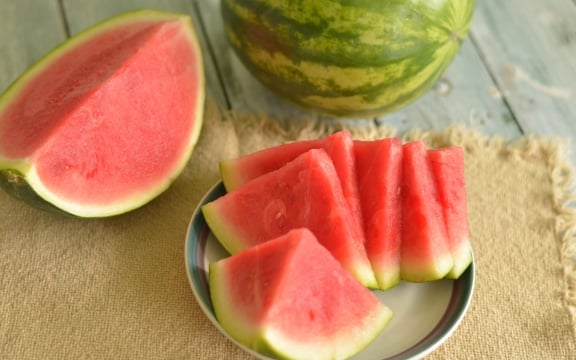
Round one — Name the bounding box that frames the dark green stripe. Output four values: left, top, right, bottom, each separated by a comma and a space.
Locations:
222, 0, 468, 67
232, 37, 453, 98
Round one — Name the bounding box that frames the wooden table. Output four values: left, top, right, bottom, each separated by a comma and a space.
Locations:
1, 0, 575, 156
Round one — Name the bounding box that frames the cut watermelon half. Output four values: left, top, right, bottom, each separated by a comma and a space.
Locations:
0, 10, 204, 217
203, 148, 377, 288
354, 137, 403, 290
209, 228, 393, 360
429, 146, 473, 279
400, 141, 454, 282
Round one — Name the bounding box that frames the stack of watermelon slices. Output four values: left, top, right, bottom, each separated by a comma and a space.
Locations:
201, 130, 472, 359
204, 130, 472, 289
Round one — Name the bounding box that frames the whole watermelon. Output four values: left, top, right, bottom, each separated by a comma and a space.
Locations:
221, 0, 475, 118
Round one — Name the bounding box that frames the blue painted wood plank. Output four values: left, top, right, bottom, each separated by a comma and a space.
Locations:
471, 0, 576, 140
0, 0, 66, 90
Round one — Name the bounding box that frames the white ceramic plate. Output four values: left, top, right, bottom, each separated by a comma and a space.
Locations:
185, 182, 475, 360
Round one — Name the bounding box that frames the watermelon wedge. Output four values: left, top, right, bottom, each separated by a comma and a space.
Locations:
220, 130, 364, 235
429, 146, 473, 279
203, 148, 377, 288
0, 10, 204, 217
209, 228, 393, 360
219, 138, 322, 191
400, 141, 453, 282
354, 137, 403, 290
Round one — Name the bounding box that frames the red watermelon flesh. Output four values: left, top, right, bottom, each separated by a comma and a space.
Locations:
429, 146, 473, 279
0, 10, 204, 217
203, 148, 377, 288
220, 130, 365, 237
209, 228, 393, 360
354, 137, 403, 290
400, 141, 453, 282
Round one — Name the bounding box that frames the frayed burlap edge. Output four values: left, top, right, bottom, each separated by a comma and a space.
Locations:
219, 108, 576, 337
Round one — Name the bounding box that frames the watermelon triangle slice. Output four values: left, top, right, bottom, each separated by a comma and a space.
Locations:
429, 146, 473, 279
209, 228, 393, 360
400, 141, 454, 282
219, 138, 322, 191
354, 137, 403, 290
203, 148, 377, 288
219, 130, 365, 237
0, 10, 204, 217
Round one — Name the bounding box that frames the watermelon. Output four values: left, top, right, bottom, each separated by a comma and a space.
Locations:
220, 130, 364, 237
203, 148, 377, 288
0, 10, 204, 217
209, 228, 393, 360
354, 137, 403, 290
400, 141, 453, 282
221, 0, 475, 118
429, 146, 473, 279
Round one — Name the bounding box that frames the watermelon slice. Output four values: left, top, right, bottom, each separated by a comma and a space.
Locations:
203, 148, 377, 288
400, 141, 453, 282
220, 130, 364, 237
429, 146, 473, 279
209, 228, 393, 360
0, 10, 204, 217
219, 138, 321, 191
354, 137, 403, 290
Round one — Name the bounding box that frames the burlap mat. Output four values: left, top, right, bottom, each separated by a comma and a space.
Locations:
1, 103, 575, 359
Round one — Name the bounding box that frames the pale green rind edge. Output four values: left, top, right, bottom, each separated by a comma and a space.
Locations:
218, 160, 243, 192
400, 253, 455, 283
257, 305, 393, 360
201, 200, 246, 255
0, 9, 205, 218
374, 267, 401, 291
445, 241, 474, 280
209, 261, 261, 347
349, 259, 379, 289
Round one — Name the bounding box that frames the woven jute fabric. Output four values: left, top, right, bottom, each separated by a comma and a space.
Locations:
1, 104, 575, 359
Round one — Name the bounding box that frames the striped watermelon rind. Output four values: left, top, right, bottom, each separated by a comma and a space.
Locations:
221, 0, 475, 118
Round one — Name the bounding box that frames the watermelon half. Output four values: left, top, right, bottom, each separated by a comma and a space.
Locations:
0, 10, 204, 217
209, 228, 393, 360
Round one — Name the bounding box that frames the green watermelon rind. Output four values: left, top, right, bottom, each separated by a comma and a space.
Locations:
0, 169, 70, 216
0, 9, 205, 217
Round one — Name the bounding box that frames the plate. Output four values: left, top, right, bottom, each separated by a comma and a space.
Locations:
185, 182, 475, 360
